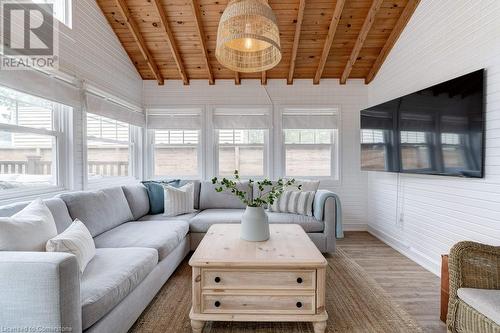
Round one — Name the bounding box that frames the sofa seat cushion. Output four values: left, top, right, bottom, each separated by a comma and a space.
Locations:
268, 212, 324, 232
189, 209, 324, 233
81, 247, 158, 330
458, 288, 500, 325
139, 212, 199, 222
93, 220, 189, 260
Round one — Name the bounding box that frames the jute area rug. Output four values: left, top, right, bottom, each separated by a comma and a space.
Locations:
130, 248, 423, 333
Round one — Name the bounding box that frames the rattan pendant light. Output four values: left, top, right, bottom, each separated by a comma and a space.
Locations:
216, 0, 281, 73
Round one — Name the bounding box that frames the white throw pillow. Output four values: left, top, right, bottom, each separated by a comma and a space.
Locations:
162, 183, 196, 217
0, 198, 58, 251
46, 219, 96, 273
270, 190, 315, 216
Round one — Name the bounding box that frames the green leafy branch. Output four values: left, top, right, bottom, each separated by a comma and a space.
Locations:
211, 170, 301, 208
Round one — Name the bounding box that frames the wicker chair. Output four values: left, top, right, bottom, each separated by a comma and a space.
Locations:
447, 241, 500, 333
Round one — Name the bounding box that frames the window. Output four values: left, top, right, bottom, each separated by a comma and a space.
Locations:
217, 129, 266, 177
284, 129, 334, 177
282, 108, 339, 178
213, 107, 271, 178
86, 114, 132, 182
153, 130, 200, 177
0, 86, 70, 195
147, 108, 203, 179
40, 0, 72, 27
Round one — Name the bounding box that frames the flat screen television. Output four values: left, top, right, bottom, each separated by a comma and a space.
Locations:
360, 69, 484, 178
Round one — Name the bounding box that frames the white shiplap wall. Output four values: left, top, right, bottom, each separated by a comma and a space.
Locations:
367, 0, 500, 275
57, 0, 143, 190
58, 0, 143, 107
144, 79, 369, 230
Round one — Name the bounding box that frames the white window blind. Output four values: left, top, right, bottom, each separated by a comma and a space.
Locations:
282, 108, 338, 129
0, 70, 80, 108
282, 107, 339, 178
86, 93, 145, 127
147, 108, 202, 129
213, 107, 271, 129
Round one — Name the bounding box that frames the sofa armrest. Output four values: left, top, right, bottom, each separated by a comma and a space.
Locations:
313, 190, 340, 252
0, 252, 82, 333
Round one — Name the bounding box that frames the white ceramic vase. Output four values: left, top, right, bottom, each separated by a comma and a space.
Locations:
240, 206, 270, 242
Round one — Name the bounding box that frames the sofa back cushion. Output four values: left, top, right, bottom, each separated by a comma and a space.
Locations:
0, 198, 73, 233
59, 187, 133, 237
122, 184, 150, 220
199, 181, 251, 210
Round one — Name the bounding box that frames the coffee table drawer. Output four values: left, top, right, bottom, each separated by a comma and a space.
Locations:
202, 269, 315, 290
201, 294, 315, 314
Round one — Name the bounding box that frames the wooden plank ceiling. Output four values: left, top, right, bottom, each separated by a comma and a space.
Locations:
96, 0, 420, 85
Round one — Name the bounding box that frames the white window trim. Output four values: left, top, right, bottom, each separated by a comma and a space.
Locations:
84, 112, 139, 190
214, 129, 270, 179
142, 103, 342, 186
0, 103, 72, 202
37, 0, 73, 28
149, 129, 203, 180
277, 105, 342, 187
210, 104, 272, 179
145, 105, 205, 180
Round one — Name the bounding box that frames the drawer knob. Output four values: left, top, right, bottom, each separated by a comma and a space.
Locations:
297, 277, 303, 284
296, 301, 303, 308
214, 276, 221, 283
214, 301, 221, 308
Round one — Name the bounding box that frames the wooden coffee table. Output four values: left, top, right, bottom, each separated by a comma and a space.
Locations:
189, 224, 328, 333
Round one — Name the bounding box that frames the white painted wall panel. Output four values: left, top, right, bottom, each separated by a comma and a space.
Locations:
57, 0, 143, 107
367, 0, 500, 275
144, 79, 369, 230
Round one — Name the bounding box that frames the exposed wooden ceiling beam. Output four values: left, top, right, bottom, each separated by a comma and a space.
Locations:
114, 0, 163, 85
190, 0, 214, 85
313, 0, 346, 85
340, 0, 384, 84
234, 71, 241, 85
261, 71, 267, 85
365, 0, 421, 84
287, 0, 306, 85
151, 0, 189, 85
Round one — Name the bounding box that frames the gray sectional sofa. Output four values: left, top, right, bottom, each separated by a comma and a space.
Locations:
0, 181, 338, 333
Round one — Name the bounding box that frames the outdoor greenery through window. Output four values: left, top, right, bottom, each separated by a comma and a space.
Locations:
0, 86, 67, 192
154, 130, 199, 177
86, 114, 131, 181
218, 129, 266, 177
284, 129, 334, 177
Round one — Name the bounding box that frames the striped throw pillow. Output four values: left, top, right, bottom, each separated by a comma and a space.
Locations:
162, 183, 195, 217
270, 190, 315, 216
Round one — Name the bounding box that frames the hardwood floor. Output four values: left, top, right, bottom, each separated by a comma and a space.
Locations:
336, 232, 447, 333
